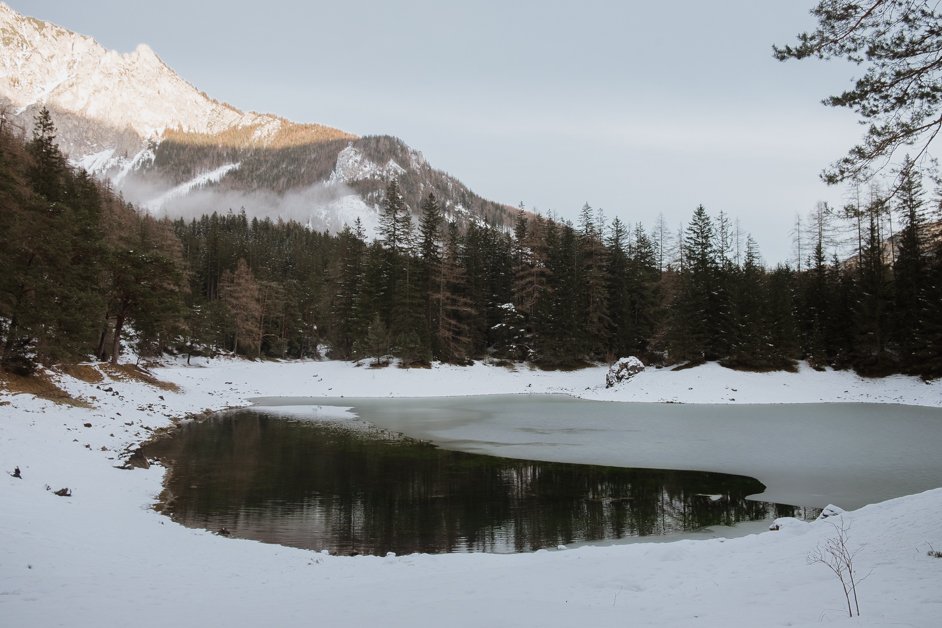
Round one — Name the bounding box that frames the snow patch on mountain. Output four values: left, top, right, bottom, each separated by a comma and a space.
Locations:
73, 148, 116, 174
112, 146, 156, 186
328, 145, 406, 185
143, 163, 241, 212
311, 194, 381, 236
69, 144, 156, 185
385, 158, 406, 178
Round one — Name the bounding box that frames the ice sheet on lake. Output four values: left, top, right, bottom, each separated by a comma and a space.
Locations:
254, 395, 942, 510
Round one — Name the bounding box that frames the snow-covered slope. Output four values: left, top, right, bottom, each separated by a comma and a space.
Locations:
2, 359, 941, 628
0, 3, 318, 142
142, 163, 242, 212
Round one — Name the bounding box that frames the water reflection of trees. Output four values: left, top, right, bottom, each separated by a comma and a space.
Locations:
144, 412, 805, 555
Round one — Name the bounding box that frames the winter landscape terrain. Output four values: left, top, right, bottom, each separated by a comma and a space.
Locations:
2, 359, 941, 627
3, 1, 942, 626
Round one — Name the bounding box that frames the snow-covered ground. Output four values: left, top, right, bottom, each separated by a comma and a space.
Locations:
2, 358, 941, 627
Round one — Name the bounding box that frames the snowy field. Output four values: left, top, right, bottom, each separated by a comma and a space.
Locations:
2, 358, 941, 627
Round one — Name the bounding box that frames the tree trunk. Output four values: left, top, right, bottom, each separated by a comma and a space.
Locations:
96, 319, 110, 361
111, 313, 125, 365
1, 315, 18, 363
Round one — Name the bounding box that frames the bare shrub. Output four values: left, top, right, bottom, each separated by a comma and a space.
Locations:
808, 519, 869, 618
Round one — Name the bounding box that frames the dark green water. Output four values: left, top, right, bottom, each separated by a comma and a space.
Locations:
143, 410, 807, 555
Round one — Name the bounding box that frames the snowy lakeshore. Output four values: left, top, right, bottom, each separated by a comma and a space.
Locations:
2, 359, 942, 627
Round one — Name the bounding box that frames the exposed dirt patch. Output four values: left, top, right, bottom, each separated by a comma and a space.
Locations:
0, 370, 92, 407
671, 360, 706, 372
719, 358, 799, 373
100, 363, 180, 392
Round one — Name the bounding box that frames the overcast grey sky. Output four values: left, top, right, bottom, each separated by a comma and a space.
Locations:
16, 0, 864, 263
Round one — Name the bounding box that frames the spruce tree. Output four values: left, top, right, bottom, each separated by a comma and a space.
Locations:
892, 157, 929, 369
536, 221, 582, 366
437, 223, 473, 362
852, 195, 894, 372
625, 223, 659, 357
577, 204, 610, 359
327, 223, 366, 358
604, 217, 632, 357
26, 107, 65, 204
669, 205, 718, 362
418, 193, 444, 355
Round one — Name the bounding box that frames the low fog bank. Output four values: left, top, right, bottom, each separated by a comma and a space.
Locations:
120, 173, 380, 236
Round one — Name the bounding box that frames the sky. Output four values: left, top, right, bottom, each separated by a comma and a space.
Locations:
15, 0, 867, 263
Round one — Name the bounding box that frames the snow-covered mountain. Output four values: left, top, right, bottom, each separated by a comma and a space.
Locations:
0, 3, 515, 233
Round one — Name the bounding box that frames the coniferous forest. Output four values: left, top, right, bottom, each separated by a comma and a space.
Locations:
3, 110, 942, 378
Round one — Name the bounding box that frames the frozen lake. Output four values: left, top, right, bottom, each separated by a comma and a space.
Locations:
252, 395, 942, 509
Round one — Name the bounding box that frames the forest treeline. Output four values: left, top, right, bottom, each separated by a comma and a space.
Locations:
2, 110, 941, 378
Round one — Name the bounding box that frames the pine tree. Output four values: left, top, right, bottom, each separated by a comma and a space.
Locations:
797, 203, 836, 367
852, 194, 894, 372
418, 193, 444, 356
605, 217, 632, 357
765, 265, 800, 368
775, 1, 942, 186
376, 179, 409, 324
727, 237, 772, 369
892, 157, 929, 369
377, 179, 425, 361
327, 222, 367, 358
577, 204, 610, 358
669, 205, 718, 362
536, 221, 582, 367
915, 175, 942, 376
437, 223, 473, 362
625, 223, 659, 357
363, 313, 390, 366
3, 110, 106, 368
219, 259, 261, 355
26, 107, 65, 204
101, 215, 187, 363
458, 222, 491, 355
512, 212, 548, 349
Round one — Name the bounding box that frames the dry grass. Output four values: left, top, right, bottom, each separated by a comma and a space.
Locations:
59, 363, 104, 384
0, 370, 92, 407
99, 363, 180, 392
163, 119, 356, 149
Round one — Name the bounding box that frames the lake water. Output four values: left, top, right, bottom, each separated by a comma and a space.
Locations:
143, 410, 804, 555
144, 395, 942, 555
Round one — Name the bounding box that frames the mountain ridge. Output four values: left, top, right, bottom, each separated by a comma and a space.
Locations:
0, 3, 515, 232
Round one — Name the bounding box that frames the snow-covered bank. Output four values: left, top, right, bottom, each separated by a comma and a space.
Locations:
160, 357, 942, 408
2, 359, 941, 627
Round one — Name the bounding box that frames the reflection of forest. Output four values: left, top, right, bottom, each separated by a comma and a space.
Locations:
144, 411, 809, 555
